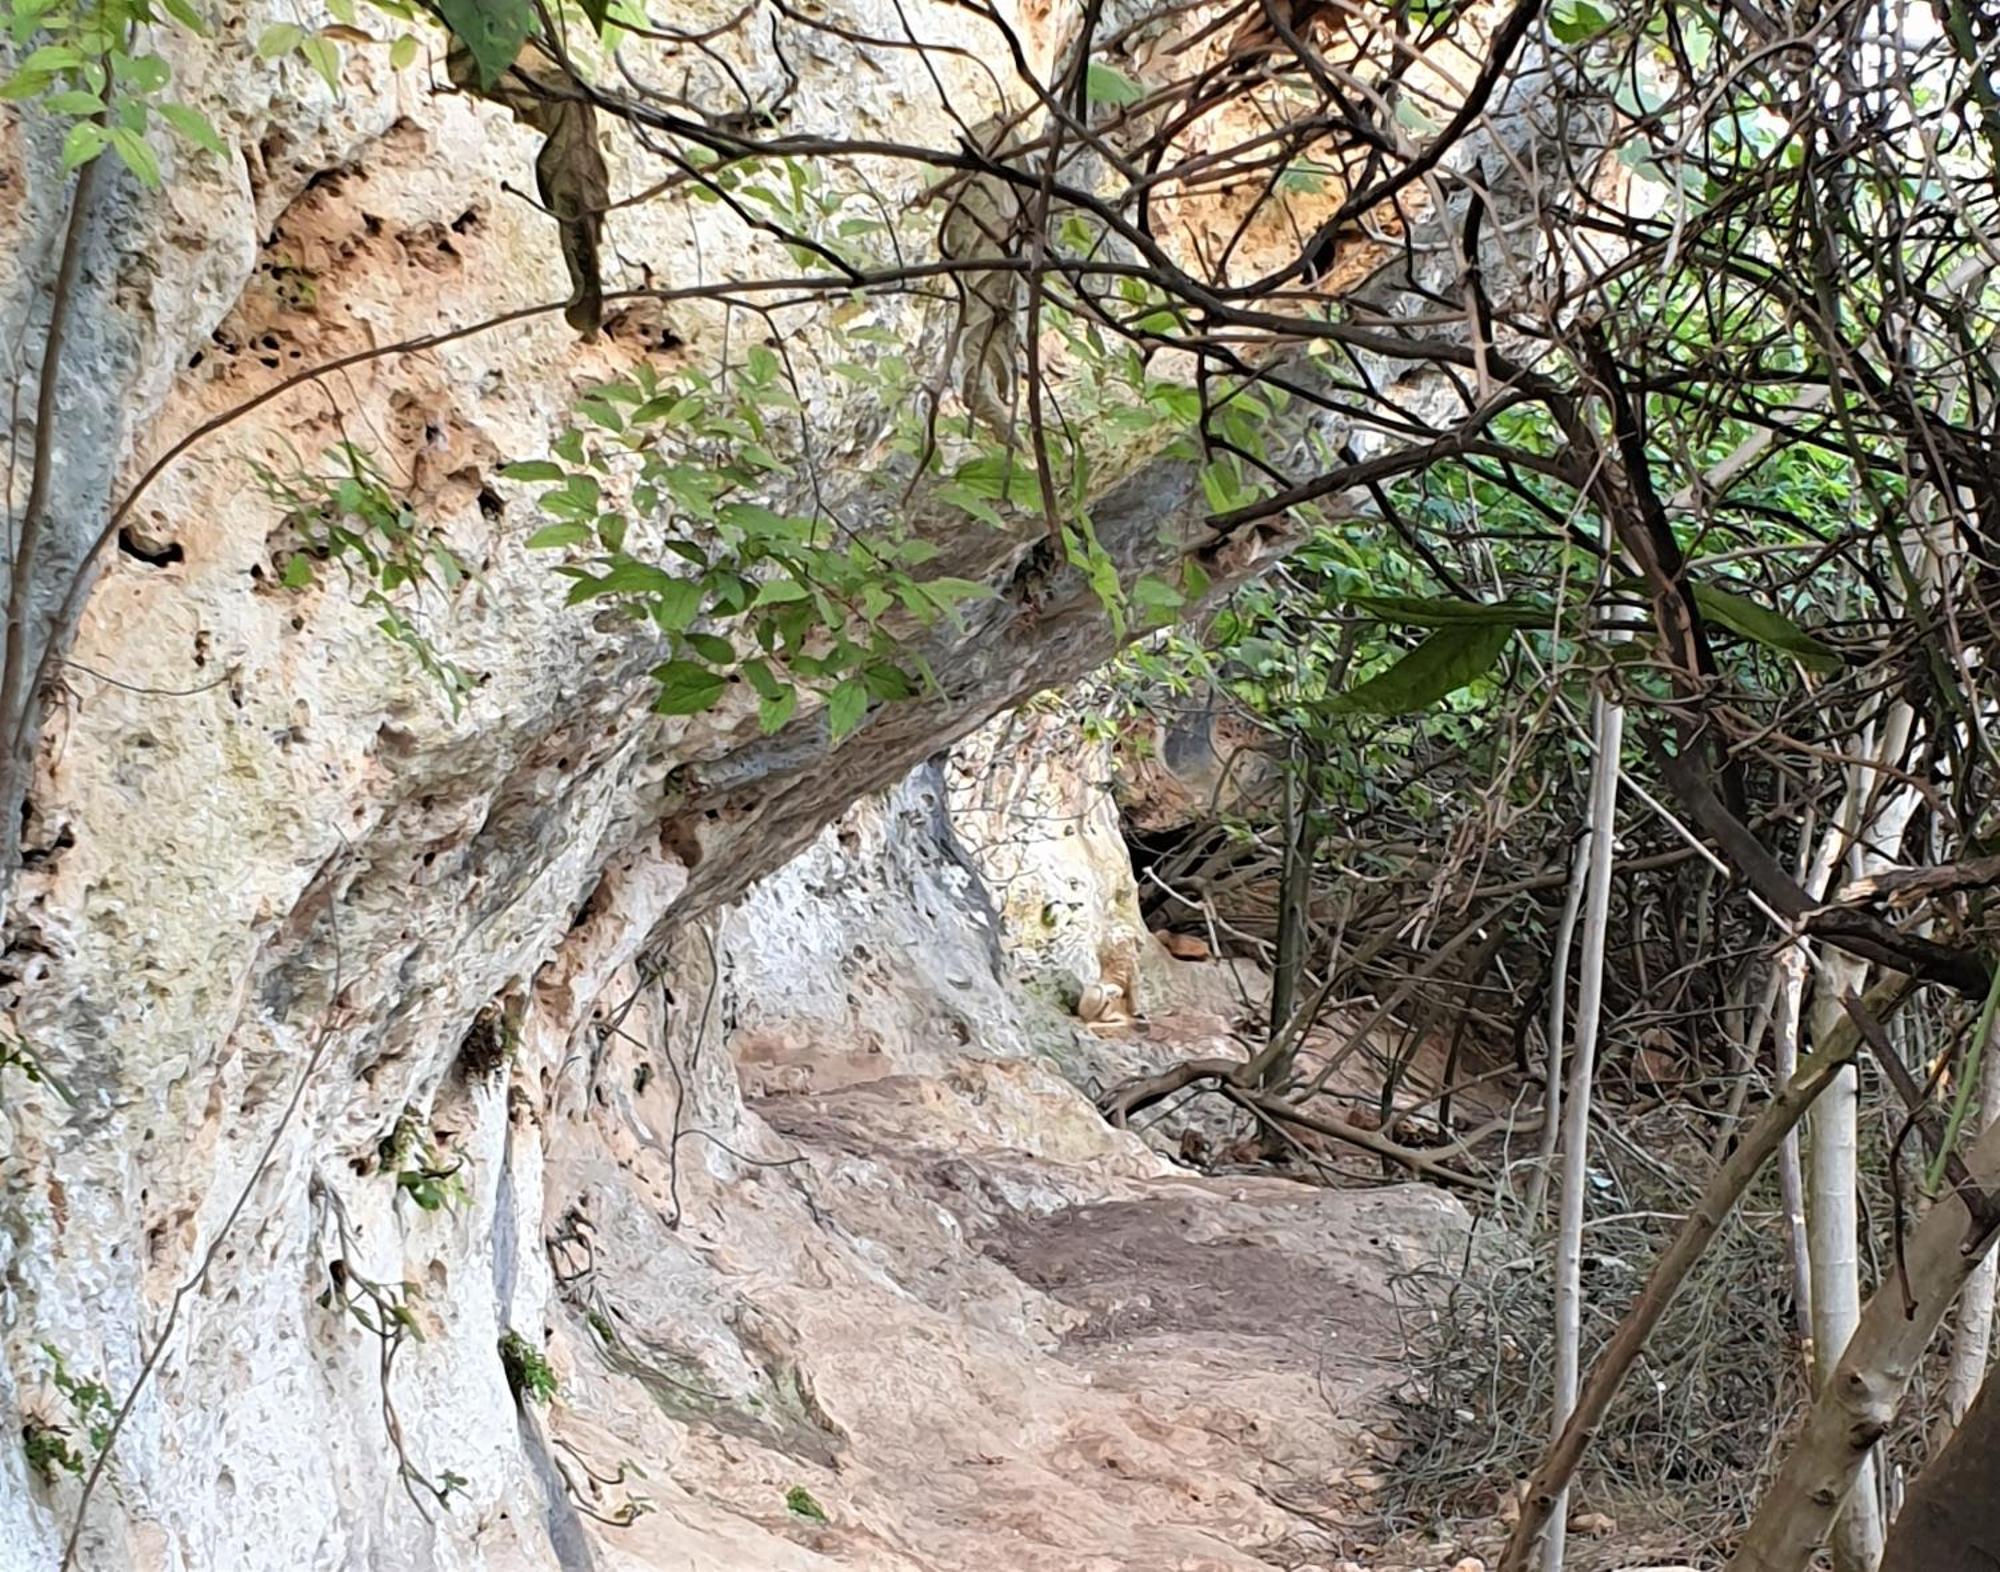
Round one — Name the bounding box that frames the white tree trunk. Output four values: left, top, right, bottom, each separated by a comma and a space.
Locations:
1939, 1022, 2000, 1436
1772, 940, 1817, 1351
1800, 718, 1917, 1571
1525, 830, 1590, 1223
1542, 691, 1624, 1572
1808, 951, 1885, 1572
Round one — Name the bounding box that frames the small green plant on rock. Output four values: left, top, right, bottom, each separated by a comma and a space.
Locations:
0, 1028, 72, 1102
22, 1417, 84, 1484
22, 1344, 113, 1485
395, 1161, 468, 1214
313, 1176, 468, 1515
377, 1106, 422, 1169
254, 443, 473, 712
785, 1484, 829, 1522
41, 1344, 113, 1455
499, 1331, 558, 1405
378, 1105, 469, 1213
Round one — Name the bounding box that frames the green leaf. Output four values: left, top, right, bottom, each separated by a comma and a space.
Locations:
114, 51, 171, 92
1550, 0, 1614, 41
576, 397, 624, 433
498, 460, 565, 482
861, 664, 914, 702
826, 678, 867, 739
14, 44, 84, 77
736, 656, 780, 700
632, 393, 703, 426
1690, 583, 1840, 674
158, 102, 226, 156
718, 502, 805, 541
436, 0, 534, 88
256, 23, 304, 57
740, 659, 785, 701
557, 473, 600, 511
937, 484, 1006, 530
758, 685, 797, 734
1132, 574, 1184, 612
951, 453, 1042, 510
684, 632, 735, 664
651, 660, 727, 716
1331, 623, 1512, 715
525, 523, 591, 549
44, 89, 105, 115
281, 552, 316, 589
162, 0, 211, 32
597, 560, 677, 594
59, 121, 107, 170
1199, 461, 1242, 514
390, 33, 420, 70
0, 72, 54, 104
660, 465, 721, 516
1085, 61, 1144, 105
299, 34, 342, 90
915, 576, 991, 614
708, 573, 753, 614
651, 578, 703, 632
1348, 592, 1549, 629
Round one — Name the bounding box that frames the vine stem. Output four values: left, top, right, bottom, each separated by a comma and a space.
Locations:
0, 153, 100, 912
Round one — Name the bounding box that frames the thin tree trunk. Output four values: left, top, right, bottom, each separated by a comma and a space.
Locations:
1882, 1362, 2000, 1571
1939, 1023, 2000, 1437
1498, 976, 1913, 1572
1713, 964, 1782, 1163
1726, 1111, 2000, 1572
1267, 761, 1308, 1065
1802, 714, 1918, 1572
1809, 953, 1886, 1571
1772, 943, 1818, 1351
1542, 692, 1624, 1572
1771, 810, 1835, 1354
1525, 827, 1590, 1222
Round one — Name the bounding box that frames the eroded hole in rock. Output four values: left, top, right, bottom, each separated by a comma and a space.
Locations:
116, 524, 185, 567
18, 822, 73, 870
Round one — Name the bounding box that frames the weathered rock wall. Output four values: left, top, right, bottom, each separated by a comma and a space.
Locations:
0, 12, 1144, 1564
3, 713, 1472, 1571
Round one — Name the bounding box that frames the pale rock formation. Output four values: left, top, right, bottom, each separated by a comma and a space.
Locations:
4, 745, 1473, 1571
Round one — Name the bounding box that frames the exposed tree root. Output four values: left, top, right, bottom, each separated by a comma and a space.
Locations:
1097, 1059, 1502, 1196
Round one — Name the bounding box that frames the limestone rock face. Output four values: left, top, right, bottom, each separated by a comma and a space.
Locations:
0, 11, 1481, 1571
2, 737, 1476, 1571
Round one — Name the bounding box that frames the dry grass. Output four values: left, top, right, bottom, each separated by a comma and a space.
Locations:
1377, 1108, 1810, 1566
